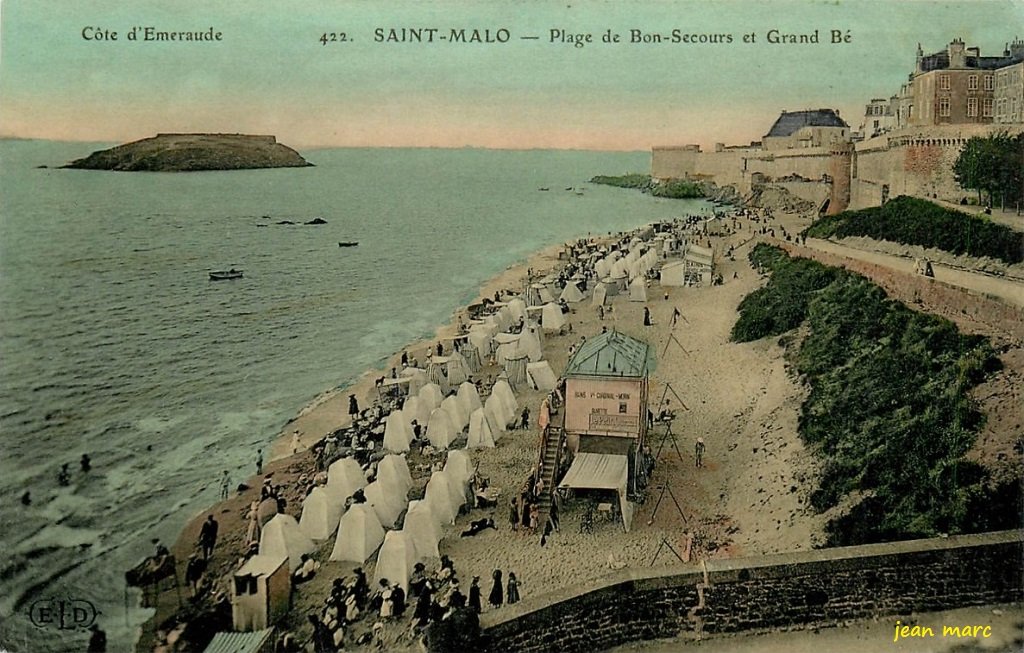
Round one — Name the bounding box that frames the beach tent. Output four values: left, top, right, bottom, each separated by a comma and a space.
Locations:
373, 530, 417, 594
256, 498, 279, 529
231, 555, 289, 630
541, 303, 567, 332
259, 514, 315, 573
402, 396, 431, 433
592, 283, 608, 307
517, 326, 543, 362
440, 395, 468, 432
326, 457, 366, 504
558, 452, 635, 533
526, 361, 558, 392
364, 479, 405, 528
426, 407, 458, 450
444, 450, 475, 487
418, 383, 444, 410
376, 454, 413, 498
441, 466, 469, 514
402, 368, 428, 397
483, 398, 506, 439
204, 629, 276, 653
466, 408, 496, 449
659, 261, 686, 287
425, 361, 451, 397
495, 306, 513, 331
594, 258, 612, 278
559, 282, 584, 303
602, 277, 620, 297
403, 499, 442, 559
492, 379, 518, 417
330, 503, 385, 563
467, 327, 493, 358
461, 343, 483, 372
298, 486, 344, 541
446, 351, 470, 385
424, 471, 458, 524
507, 297, 527, 323
383, 410, 413, 453
485, 393, 513, 429
629, 277, 648, 302
456, 382, 483, 417
503, 352, 528, 389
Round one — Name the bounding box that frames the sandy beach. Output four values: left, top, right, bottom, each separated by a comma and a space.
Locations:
141, 204, 1024, 652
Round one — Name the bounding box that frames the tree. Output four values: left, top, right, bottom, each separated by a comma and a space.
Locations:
954, 132, 1024, 210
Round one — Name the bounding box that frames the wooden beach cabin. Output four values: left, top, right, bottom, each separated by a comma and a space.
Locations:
231, 554, 290, 632
558, 329, 653, 532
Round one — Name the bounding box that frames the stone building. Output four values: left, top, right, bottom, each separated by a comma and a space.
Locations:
994, 40, 1024, 124
761, 108, 850, 151
907, 38, 1024, 126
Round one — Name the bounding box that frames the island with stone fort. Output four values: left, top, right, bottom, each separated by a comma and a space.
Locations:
61, 133, 313, 171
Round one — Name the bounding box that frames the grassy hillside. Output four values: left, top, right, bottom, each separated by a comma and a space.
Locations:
733, 244, 1019, 546
804, 196, 1023, 265
589, 174, 704, 198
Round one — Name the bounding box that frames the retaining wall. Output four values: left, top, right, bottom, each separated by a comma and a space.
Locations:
479, 531, 1022, 653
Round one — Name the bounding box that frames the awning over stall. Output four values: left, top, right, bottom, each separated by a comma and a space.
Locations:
558, 453, 634, 532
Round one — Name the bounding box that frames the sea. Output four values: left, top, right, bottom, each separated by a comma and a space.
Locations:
0, 140, 711, 652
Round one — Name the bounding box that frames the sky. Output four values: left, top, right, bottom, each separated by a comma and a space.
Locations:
0, 0, 1021, 150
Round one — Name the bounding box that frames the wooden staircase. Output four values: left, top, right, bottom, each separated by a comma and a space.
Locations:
535, 424, 564, 540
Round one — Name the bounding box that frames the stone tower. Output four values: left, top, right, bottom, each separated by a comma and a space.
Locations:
827, 142, 854, 215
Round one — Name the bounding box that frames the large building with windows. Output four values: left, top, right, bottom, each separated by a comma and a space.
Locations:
904, 38, 1024, 127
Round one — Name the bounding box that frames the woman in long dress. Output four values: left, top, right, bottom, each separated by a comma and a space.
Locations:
506, 572, 520, 604
488, 569, 503, 608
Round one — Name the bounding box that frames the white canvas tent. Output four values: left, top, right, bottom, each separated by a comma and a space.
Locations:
503, 352, 528, 389
402, 396, 430, 434
418, 383, 443, 410
446, 351, 470, 385
326, 457, 366, 504
425, 361, 451, 397
541, 303, 567, 332
364, 479, 405, 528
444, 450, 474, 487
259, 514, 315, 573
559, 282, 584, 303
426, 407, 458, 449
373, 530, 417, 593
485, 393, 512, 429
424, 471, 458, 524
492, 379, 518, 417
403, 499, 442, 560
629, 277, 648, 302
507, 297, 527, 323
383, 410, 413, 453
466, 408, 496, 449
376, 454, 413, 497
558, 453, 635, 533
592, 282, 608, 307
659, 260, 686, 287
402, 367, 428, 397
456, 382, 482, 417
467, 327, 494, 358
441, 467, 468, 514
440, 395, 468, 432
330, 503, 384, 563
526, 361, 558, 392
298, 486, 343, 541
483, 399, 506, 439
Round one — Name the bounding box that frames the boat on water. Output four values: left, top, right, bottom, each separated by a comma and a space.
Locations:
538, 187, 549, 191
338, 241, 359, 248
209, 269, 243, 280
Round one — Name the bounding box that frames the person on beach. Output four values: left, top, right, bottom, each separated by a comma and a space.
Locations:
353, 567, 370, 609
392, 583, 406, 618
220, 470, 230, 500
58, 463, 70, 487
671, 307, 681, 326
695, 437, 706, 468
520, 406, 530, 430
643, 306, 652, 327
348, 394, 359, 420
436, 342, 444, 356
509, 497, 519, 531
87, 623, 107, 653
185, 553, 205, 597
80, 453, 91, 473
199, 514, 218, 560
379, 579, 393, 619
21, 491, 31, 506
529, 503, 539, 532
506, 572, 520, 605
291, 430, 302, 455
488, 570, 503, 609
468, 576, 482, 613
256, 449, 263, 475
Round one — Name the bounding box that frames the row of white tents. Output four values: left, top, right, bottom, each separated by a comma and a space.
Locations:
262, 449, 480, 592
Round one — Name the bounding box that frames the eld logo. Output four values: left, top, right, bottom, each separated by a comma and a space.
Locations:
27, 598, 98, 630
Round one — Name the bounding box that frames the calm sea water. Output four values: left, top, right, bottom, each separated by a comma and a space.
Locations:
0, 141, 710, 652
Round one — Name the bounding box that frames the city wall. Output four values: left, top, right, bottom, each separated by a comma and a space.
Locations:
479, 530, 1023, 653
653, 124, 1024, 211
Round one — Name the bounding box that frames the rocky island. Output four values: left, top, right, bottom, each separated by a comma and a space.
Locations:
61, 133, 312, 171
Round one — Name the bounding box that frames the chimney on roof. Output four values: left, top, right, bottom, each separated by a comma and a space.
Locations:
915, 42, 924, 73
1010, 38, 1024, 58
948, 38, 966, 68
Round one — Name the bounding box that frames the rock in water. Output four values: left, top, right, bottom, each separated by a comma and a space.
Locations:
61, 133, 313, 172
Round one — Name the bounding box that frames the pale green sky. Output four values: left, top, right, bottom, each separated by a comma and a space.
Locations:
1, 0, 1021, 149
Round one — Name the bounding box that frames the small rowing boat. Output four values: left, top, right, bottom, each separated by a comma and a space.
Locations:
209, 269, 243, 280
338, 242, 359, 248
